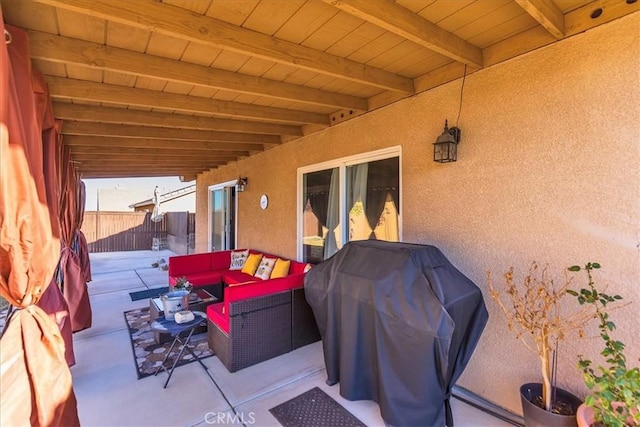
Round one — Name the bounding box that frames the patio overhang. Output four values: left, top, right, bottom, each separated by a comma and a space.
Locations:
2, 0, 637, 179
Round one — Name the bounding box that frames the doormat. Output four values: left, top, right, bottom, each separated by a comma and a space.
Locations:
129, 287, 169, 301
123, 307, 213, 379
269, 387, 366, 427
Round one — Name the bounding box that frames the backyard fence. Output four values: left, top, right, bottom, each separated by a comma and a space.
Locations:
164, 211, 196, 254
81, 211, 194, 253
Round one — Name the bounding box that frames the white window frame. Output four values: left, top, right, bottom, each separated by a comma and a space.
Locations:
296, 146, 402, 261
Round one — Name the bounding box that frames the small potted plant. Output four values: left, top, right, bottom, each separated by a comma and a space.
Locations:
173, 276, 193, 293
488, 262, 598, 426
567, 263, 640, 427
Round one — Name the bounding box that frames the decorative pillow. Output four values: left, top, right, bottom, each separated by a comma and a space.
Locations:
254, 257, 276, 280
241, 253, 263, 275
229, 249, 249, 270
270, 258, 291, 279
303, 263, 313, 273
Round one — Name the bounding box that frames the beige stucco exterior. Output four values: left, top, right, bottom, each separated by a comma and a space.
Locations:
196, 14, 639, 414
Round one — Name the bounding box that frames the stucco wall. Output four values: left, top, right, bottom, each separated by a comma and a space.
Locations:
196, 14, 639, 414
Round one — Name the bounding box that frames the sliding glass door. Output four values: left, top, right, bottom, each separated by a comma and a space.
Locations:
209, 182, 237, 252
302, 168, 340, 263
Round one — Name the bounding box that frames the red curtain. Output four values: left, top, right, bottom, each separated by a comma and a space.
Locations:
76, 181, 92, 283
37, 81, 75, 366
0, 19, 79, 427
58, 145, 92, 332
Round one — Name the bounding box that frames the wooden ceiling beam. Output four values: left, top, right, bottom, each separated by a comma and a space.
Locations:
34, 0, 413, 93
74, 163, 211, 169
76, 162, 215, 168
484, 0, 639, 67
75, 164, 227, 173
74, 159, 240, 167
63, 135, 265, 152
74, 158, 214, 164
70, 146, 249, 157
76, 163, 219, 171
515, 0, 565, 39
29, 31, 367, 111
81, 172, 205, 179
74, 159, 227, 167
81, 171, 202, 182
71, 153, 240, 162
83, 176, 206, 181
77, 170, 216, 178
45, 76, 330, 125
79, 169, 214, 178
323, 0, 483, 68
62, 121, 281, 144
79, 171, 211, 176
52, 103, 303, 136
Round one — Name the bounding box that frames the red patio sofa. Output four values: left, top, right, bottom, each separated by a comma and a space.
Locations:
167, 249, 320, 372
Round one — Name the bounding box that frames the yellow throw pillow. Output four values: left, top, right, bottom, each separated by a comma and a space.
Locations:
270, 258, 291, 279
241, 253, 263, 275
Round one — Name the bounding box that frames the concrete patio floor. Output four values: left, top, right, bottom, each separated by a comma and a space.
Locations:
69, 249, 515, 427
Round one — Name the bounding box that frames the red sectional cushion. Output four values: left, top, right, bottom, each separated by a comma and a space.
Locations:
175, 271, 223, 287
206, 303, 229, 333
223, 270, 258, 285
210, 250, 233, 270
223, 274, 304, 309
168, 252, 211, 276
289, 261, 308, 275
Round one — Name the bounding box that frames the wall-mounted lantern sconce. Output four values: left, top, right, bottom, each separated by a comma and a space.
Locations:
433, 120, 461, 163
236, 176, 248, 192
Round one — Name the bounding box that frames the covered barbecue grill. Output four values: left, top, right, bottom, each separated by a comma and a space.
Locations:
304, 240, 488, 427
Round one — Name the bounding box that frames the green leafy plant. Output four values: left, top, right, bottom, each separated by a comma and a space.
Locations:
173, 276, 193, 292
567, 262, 640, 427
488, 262, 595, 414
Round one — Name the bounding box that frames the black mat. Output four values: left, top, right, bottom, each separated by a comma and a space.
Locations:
269, 387, 366, 427
129, 287, 169, 301
123, 307, 213, 379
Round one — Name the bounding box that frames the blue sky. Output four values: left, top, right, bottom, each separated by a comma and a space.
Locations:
83, 176, 192, 210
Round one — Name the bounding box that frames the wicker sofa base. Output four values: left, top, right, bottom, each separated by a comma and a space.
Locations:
208, 288, 320, 372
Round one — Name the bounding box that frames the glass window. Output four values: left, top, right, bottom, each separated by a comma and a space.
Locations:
302, 168, 338, 263
299, 149, 400, 263
347, 157, 399, 243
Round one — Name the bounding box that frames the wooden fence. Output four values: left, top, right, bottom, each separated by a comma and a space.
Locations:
81, 211, 195, 253
82, 211, 167, 253
164, 211, 196, 254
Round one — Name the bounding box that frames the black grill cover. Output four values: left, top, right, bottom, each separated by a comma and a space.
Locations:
304, 240, 488, 427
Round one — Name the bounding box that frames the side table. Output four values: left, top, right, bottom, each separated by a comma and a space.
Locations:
151, 311, 209, 388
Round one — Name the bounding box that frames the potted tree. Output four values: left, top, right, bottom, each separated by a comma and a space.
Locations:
488, 262, 598, 426
567, 263, 640, 427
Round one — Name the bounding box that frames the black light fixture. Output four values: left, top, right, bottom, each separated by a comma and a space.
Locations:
236, 176, 248, 192
433, 120, 460, 163
433, 65, 467, 163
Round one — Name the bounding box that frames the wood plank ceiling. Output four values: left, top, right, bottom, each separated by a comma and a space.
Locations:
2, 0, 638, 180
